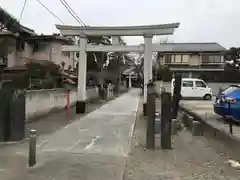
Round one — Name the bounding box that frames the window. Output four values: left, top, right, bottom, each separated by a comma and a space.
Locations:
165, 55, 171, 64
182, 81, 193, 87
173, 55, 181, 63
62, 51, 70, 57
182, 55, 189, 63
195, 81, 206, 88
171, 54, 189, 63
0, 57, 7, 65
16, 40, 25, 51
33, 43, 49, 52
165, 54, 189, 64
202, 55, 222, 63
223, 86, 240, 95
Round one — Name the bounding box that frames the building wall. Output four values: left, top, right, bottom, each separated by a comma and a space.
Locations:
7, 52, 17, 67
17, 42, 34, 65
32, 41, 74, 70
3, 36, 75, 69
50, 42, 74, 69
4, 37, 18, 67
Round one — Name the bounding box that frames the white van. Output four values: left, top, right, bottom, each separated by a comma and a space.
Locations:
171, 78, 212, 100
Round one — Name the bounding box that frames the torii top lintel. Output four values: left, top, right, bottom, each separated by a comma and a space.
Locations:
55, 23, 180, 36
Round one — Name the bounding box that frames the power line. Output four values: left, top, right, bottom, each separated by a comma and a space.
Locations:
36, 0, 64, 24
59, 0, 86, 26
19, 0, 27, 22
59, 0, 85, 26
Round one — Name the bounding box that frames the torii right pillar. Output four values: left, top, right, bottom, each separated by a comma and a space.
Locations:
143, 33, 153, 116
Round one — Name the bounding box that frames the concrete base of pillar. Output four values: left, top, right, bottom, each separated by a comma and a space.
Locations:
143, 103, 147, 116
76, 101, 86, 114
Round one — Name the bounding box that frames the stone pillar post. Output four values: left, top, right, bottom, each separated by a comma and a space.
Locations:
143, 34, 153, 115
146, 82, 156, 149
145, 34, 153, 81
76, 33, 87, 114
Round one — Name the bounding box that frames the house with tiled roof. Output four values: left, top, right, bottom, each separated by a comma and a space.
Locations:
157, 42, 227, 79
0, 7, 76, 71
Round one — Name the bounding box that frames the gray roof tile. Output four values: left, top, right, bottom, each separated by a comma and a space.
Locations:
158, 43, 226, 52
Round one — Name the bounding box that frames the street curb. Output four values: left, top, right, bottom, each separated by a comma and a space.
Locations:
179, 105, 240, 161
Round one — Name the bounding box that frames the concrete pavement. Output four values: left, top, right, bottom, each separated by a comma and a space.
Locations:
39, 89, 139, 156
1, 89, 140, 180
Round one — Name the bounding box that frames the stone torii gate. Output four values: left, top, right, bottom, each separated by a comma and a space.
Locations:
56, 23, 180, 114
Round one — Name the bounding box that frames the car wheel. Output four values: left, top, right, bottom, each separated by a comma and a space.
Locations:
203, 94, 212, 100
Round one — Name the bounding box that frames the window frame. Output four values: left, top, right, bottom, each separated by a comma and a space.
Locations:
171, 54, 189, 64
165, 54, 172, 64
33, 43, 49, 52
195, 80, 207, 88
202, 54, 222, 63
182, 80, 194, 87
61, 51, 70, 57
16, 39, 25, 52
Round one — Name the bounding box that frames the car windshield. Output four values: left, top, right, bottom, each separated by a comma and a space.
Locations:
223, 86, 240, 95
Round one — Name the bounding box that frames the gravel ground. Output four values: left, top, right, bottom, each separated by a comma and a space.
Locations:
123, 100, 240, 180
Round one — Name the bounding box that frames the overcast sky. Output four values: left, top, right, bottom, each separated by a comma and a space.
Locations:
1, 0, 240, 48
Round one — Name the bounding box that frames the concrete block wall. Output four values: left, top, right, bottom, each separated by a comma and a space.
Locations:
26, 87, 99, 121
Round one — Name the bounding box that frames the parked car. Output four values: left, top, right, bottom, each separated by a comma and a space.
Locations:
213, 85, 240, 121
171, 78, 212, 100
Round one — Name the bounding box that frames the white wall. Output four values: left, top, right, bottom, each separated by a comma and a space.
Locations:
26, 87, 99, 121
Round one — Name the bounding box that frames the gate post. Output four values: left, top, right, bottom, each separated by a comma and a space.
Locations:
9, 89, 26, 141
146, 81, 156, 149
172, 74, 182, 119
161, 92, 172, 149
0, 88, 12, 141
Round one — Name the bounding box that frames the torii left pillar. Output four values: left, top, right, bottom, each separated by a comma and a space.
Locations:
76, 33, 87, 114
143, 34, 153, 116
